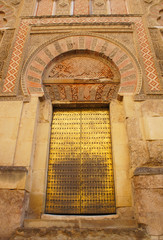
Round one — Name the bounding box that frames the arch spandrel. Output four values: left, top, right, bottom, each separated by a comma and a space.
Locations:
22, 35, 142, 101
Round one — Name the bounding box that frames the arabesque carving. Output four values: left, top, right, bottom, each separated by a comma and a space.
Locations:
148, 0, 163, 26
0, 1, 16, 28
46, 54, 116, 80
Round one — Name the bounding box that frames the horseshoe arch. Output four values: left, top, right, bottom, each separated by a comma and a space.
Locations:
21, 34, 142, 100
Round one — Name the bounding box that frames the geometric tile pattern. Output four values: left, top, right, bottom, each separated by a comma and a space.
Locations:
3, 20, 28, 93
134, 19, 160, 91
2, 16, 161, 94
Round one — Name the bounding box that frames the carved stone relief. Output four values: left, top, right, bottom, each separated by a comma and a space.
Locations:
45, 54, 118, 81
148, 0, 163, 26
10, 0, 21, 5
42, 51, 120, 102
144, 0, 153, 3
55, 0, 70, 15
157, 8, 163, 25
92, 0, 107, 14
0, 1, 16, 28
0, 11, 7, 28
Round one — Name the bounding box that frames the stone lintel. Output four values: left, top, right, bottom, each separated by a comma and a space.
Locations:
134, 167, 163, 176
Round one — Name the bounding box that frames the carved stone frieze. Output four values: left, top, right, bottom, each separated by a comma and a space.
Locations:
44, 83, 119, 102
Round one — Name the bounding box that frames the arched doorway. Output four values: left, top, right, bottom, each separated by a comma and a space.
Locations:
43, 50, 120, 214
22, 34, 141, 216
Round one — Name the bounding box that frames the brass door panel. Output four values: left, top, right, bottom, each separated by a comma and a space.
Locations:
46, 109, 116, 214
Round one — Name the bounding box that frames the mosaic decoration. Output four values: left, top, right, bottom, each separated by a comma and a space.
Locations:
2, 16, 161, 95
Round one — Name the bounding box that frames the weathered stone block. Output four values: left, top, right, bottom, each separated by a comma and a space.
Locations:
33, 142, 49, 170
126, 117, 143, 140
143, 117, 163, 140
111, 123, 128, 145
12, 227, 150, 240
0, 101, 22, 118
110, 100, 125, 123
0, 190, 28, 238
141, 100, 163, 117
123, 96, 135, 118
133, 175, 163, 236
110, 100, 132, 207
36, 123, 51, 144
14, 97, 39, 167
28, 192, 45, 217
147, 141, 163, 164
116, 207, 135, 219
128, 140, 149, 168
31, 170, 46, 194
134, 174, 163, 189
0, 101, 22, 166
0, 168, 27, 190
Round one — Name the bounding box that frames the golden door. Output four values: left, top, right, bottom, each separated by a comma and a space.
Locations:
45, 109, 116, 214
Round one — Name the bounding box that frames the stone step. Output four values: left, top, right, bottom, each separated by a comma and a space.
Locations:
12, 227, 151, 240
24, 214, 138, 229
11, 216, 152, 240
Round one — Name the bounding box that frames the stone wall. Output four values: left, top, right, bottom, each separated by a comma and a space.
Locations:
123, 96, 163, 237
0, 0, 162, 238
0, 98, 39, 238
